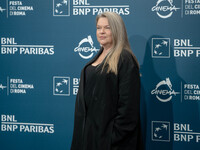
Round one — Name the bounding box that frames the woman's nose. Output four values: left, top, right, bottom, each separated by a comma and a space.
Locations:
100, 28, 105, 33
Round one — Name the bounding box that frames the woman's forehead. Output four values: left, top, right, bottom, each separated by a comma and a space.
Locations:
97, 17, 109, 25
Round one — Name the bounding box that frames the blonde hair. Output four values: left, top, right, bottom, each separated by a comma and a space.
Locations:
96, 12, 139, 75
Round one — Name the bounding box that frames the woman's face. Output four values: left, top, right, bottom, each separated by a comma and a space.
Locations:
96, 17, 113, 50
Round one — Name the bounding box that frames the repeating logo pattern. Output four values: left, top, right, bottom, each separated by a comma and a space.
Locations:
0, 6, 6, 13
53, 76, 70, 96
152, 38, 170, 58
151, 78, 180, 102
0, 83, 6, 91
74, 35, 99, 59
152, 121, 170, 142
152, 0, 180, 19
53, 0, 70, 16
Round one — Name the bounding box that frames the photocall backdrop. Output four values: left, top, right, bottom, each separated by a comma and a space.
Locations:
0, 0, 200, 150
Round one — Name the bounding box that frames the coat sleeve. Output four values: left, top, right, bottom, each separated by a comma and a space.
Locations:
111, 51, 140, 150
70, 70, 85, 150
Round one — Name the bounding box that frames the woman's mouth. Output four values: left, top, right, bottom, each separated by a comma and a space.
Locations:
99, 36, 106, 40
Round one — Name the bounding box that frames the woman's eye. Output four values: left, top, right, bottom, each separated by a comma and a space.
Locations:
96, 27, 101, 29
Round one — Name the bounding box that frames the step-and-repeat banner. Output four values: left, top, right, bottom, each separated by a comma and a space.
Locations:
0, 0, 200, 150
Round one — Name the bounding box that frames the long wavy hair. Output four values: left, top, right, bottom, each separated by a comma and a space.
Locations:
96, 12, 139, 75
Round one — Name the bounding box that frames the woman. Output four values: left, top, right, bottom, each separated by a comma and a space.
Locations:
70, 12, 141, 150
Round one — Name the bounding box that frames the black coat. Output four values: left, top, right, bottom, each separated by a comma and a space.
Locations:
70, 47, 141, 150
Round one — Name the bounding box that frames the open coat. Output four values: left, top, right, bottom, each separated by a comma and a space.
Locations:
70, 47, 141, 150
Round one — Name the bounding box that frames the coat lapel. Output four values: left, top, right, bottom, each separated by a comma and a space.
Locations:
84, 47, 103, 68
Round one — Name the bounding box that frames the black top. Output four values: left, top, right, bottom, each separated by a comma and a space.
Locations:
84, 64, 98, 110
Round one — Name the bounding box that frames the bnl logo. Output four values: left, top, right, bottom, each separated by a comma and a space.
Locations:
53, 0, 70, 16
152, 121, 170, 142
53, 76, 70, 96
152, 38, 170, 58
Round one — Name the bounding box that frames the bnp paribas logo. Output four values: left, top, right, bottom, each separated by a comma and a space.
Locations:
152, 121, 170, 142
152, 38, 170, 58
53, 0, 70, 16
151, 0, 180, 19
53, 76, 70, 96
